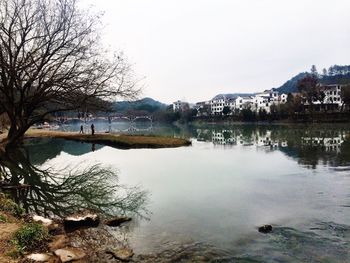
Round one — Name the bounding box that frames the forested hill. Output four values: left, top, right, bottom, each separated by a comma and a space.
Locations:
113, 97, 168, 114
275, 65, 350, 93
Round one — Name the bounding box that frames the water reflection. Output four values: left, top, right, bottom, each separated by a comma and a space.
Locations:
0, 145, 148, 217
194, 125, 350, 169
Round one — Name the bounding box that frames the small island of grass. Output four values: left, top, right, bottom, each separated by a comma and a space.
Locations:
24, 129, 191, 149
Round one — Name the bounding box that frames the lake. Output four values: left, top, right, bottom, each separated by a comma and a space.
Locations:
4, 122, 350, 262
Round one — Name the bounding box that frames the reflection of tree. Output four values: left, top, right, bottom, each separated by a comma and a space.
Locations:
0, 147, 148, 218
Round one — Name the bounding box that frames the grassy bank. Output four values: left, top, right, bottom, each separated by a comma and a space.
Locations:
24, 129, 191, 149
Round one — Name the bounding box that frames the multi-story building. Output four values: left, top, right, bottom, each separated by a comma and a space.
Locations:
235, 96, 254, 111
173, 100, 189, 112
211, 94, 237, 115
322, 84, 342, 107
279, 93, 288, 104
301, 84, 343, 111
195, 101, 211, 116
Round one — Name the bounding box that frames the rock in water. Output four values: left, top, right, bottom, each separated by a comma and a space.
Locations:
105, 216, 132, 227
258, 225, 273, 233
63, 213, 99, 231
54, 248, 86, 262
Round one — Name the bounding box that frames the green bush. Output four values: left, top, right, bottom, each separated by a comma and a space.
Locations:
0, 193, 24, 216
13, 223, 49, 252
0, 213, 7, 222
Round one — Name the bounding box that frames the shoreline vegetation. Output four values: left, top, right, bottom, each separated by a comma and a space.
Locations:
20, 129, 191, 149
0, 194, 136, 262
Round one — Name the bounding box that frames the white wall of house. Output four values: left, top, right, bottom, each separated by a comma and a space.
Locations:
211, 98, 226, 115
323, 85, 342, 106
279, 93, 288, 104
173, 100, 189, 112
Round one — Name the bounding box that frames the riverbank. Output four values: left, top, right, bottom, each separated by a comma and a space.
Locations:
1, 129, 191, 149
190, 112, 350, 125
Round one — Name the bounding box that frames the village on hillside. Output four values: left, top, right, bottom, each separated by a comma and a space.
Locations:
173, 83, 344, 116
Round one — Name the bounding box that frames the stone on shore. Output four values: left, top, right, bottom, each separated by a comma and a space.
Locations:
32, 215, 53, 226
54, 248, 86, 262
106, 247, 134, 262
105, 216, 132, 227
258, 224, 273, 233
63, 213, 99, 231
26, 253, 52, 262
49, 234, 70, 251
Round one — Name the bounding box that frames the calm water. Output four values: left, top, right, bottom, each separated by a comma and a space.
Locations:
3, 122, 350, 262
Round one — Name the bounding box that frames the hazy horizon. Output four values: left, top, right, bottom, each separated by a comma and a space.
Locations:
80, 0, 350, 103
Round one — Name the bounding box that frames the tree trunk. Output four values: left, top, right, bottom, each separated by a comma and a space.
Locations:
6, 122, 28, 146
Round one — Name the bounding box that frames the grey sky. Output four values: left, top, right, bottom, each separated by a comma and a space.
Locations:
81, 0, 350, 103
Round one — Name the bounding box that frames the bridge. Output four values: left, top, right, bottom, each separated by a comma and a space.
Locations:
55, 115, 153, 123
110, 115, 153, 123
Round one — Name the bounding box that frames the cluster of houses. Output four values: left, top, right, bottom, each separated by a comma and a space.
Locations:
173, 84, 344, 115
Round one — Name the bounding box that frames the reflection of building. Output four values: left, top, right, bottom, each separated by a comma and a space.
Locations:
208, 129, 288, 148
301, 135, 344, 152
212, 130, 236, 145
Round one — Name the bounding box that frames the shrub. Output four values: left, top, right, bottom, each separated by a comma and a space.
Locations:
13, 223, 49, 252
0, 213, 7, 222
0, 193, 24, 217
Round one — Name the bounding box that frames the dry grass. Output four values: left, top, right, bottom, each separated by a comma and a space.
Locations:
24, 129, 191, 149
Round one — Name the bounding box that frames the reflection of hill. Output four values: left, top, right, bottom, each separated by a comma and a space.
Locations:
25, 138, 66, 165
62, 141, 103, 156
25, 138, 104, 165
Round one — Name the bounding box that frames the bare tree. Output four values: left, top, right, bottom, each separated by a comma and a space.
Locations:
0, 0, 140, 145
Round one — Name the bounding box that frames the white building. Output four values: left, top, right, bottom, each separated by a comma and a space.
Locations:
302, 84, 343, 110
279, 93, 288, 104
322, 84, 343, 107
211, 94, 237, 115
195, 101, 211, 116
173, 100, 189, 112
235, 96, 254, 111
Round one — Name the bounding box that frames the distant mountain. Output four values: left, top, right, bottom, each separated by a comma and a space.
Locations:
274, 72, 308, 93
113, 97, 168, 114
212, 93, 255, 100
275, 65, 350, 94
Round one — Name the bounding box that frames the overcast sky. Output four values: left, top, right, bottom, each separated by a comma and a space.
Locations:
81, 0, 350, 103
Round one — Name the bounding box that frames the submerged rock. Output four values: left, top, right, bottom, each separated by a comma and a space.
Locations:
258, 225, 273, 233
105, 216, 132, 227
106, 247, 134, 262
64, 213, 99, 231
54, 247, 86, 262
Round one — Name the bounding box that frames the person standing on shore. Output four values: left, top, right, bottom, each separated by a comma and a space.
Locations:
91, 123, 95, 135
80, 125, 84, 134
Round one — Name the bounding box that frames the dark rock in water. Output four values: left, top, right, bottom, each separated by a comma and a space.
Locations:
258, 225, 273, 233
105, 216, 132, 227
64, 213, 99, 232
